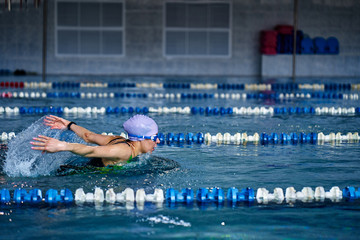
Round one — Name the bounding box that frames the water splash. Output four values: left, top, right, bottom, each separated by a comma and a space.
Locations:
4, 117, 84, 177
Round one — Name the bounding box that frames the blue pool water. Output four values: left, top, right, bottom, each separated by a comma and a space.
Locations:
1, 76, 360, 239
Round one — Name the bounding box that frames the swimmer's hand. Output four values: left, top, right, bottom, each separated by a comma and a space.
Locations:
44, 115, 70, 130
31, 135, 67, 153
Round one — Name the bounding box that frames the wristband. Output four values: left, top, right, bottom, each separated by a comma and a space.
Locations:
67, 121, 77, 131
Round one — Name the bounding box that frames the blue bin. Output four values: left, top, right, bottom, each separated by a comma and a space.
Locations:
326, 37, 339, 54
300, 37, 314, 54
314, 37, 327, 54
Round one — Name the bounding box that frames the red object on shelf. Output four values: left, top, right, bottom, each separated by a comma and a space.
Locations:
261, 40, 277, 47
261, 30, 277, 54
261, 31, 277, 42
5, 82, 9, 88
0, 82, 4, 87
19, 82, 24, 88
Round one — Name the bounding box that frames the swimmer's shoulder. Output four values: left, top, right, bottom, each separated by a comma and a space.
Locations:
101, 136, 134, 162
106, 135, 127, 145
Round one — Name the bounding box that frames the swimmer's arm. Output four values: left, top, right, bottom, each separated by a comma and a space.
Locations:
69, 124, 115, 145
31, 135, 130, 160
82, 132, 120, 146
65, 143, 131, 161
65, 120, 120, 145
44, 115, 113, 145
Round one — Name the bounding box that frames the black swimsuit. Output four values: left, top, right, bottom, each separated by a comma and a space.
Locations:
87, 138, 134, 167
87, 157, 105, 167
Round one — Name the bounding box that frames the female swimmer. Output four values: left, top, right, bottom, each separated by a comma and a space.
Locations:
30, 114, 160, 167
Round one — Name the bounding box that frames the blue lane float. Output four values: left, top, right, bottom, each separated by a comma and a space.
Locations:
4, 188, 73, 204
45, 189, 74, 203
13, 188, 43, 203
163, 83, 191, 89
0, 189, 10, 203
166, 188, 194, 203
195, 188, 225, 203
260, 132, 317, 145
342, 186, 360, 199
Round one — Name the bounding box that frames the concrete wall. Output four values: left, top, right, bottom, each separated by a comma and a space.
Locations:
0, 6, 43, 73
0, 0, 359, 77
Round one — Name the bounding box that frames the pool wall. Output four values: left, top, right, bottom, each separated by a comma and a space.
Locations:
0, 0, 359, 77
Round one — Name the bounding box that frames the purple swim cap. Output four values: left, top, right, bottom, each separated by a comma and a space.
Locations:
123, 115, 158, 141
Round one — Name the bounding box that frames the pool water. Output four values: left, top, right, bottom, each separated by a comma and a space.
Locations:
1, 76, 360, 239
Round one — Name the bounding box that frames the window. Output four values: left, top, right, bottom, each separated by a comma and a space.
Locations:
55, 0, 124, 57
164, 1, 231, 57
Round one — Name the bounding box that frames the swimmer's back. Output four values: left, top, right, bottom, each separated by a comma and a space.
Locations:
88, 136, 134, 167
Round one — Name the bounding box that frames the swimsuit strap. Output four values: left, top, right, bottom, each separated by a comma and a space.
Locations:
126, 141, 136, 160
107, 137, 126, 145
107, 137, 135, 161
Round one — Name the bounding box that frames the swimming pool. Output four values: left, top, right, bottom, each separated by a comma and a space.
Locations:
1, 76, 360, 239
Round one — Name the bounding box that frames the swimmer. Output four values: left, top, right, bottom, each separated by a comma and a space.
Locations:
30, 114, 160, 167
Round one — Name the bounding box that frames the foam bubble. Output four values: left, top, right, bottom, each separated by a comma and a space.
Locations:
146, 215, 191, 227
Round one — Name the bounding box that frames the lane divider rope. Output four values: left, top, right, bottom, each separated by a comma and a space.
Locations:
1, 106, 360, 116
1, 91, 359, 100
1, 131, 359, 144
1, 81, 360, 91
1, 186, 359, 206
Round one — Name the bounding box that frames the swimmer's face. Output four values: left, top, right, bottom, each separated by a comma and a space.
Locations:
141, 138, 160, 153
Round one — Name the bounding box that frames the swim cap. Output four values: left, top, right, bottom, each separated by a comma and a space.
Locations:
123, 115, 158, 141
